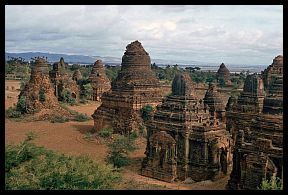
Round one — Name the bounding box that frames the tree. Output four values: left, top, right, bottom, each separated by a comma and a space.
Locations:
70, 64, 80, 71
107, 134, 136, 168
16, 96, 27, 114
218, 78, 226, 88
60, 89, 76, 105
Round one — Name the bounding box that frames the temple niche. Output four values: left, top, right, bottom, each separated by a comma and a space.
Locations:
49, 57, 80, 101
227, 56, 283, 190
19, 57, 70, 117
141, 73, 232, 182
216, 63, 231, 86
88, 60, 111, 101
203, 82, 226, 122
92, 40, 167, 134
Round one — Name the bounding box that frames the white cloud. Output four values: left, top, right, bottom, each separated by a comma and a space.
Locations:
5, 5, 283, 65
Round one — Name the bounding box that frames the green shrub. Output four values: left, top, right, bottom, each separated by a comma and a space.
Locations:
51, 115, 69, 123
5, 135, 121, 190
129, 131, 138, 140
6, 107, 22, 118
107, 135, 136, 168
141, 105, 153, 121
98, 127, 114, 138
258, 176, 283, 190
16, 96, 27, 113
73, 113, 90, 122
39, 87, 46, 102
60, 89, 76, 105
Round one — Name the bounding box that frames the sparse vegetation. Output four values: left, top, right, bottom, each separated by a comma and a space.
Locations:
39, 87, 46, 102
51, 115, 69, 123
6, 107, 22, 118
105, 65, 121, 82
5, 133, 121, 190
84, 132, 93, 141
16, 96, 27, 114
107, 134, 136, 168
141, 105, 153, 121
60, 89, 76, 105
98, 127, 114, 138
73, 113, 90, 122
258, 176, 283, 190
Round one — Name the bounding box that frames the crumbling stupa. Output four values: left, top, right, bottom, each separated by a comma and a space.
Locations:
216, 63, 231, 85
227, 56, 283, 190
49, 57, 80, 101
262, 55, 283, 90
88, 60, 111, 101
18, 57, 70, 118
141, 73, 232, 182
203, 82, 226, 122
92, 40, 166, 134
72, 69, 82, 82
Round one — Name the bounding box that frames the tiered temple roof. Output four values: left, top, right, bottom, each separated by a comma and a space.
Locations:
141, 73, 232, 182
92, 40, 167, 134
216, 63, 231, 85
88, 60, 111, 101
49, 58, 80, 100
203, 82, 226, 122
19, 57, 69, 116
227, 56, 283, 190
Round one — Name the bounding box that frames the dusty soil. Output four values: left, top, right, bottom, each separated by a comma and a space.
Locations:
5, 80, 230, 190
5, 80, 21, 108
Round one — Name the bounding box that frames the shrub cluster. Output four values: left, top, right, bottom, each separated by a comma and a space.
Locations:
5, 134, 121, 190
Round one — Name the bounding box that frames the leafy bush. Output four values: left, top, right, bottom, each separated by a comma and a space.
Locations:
141, 105, 153, 121
6, 107, 22, 118
5, 134, 121, 190
73, 113, 90, 122
16, 96, 27, 113
60, 89, 76, 105
218, 77, 226, 88
51, 115, 69, 123
258, 176, 283, 190
129, 131, 138, 140
39, 87, 46, 102
98, 127, 114, 138
107, 134, 136, 168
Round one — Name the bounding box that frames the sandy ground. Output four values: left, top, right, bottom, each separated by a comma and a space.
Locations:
5, 80, 230, 190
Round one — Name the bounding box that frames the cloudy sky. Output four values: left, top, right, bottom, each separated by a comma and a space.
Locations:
5, 5, 283, 65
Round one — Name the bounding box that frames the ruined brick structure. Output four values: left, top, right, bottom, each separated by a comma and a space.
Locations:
203, 82, 226, 122
141, 73, 232, 182
49, 57, 80, 101
19, 57, 70, 116
72, 69, 82, 82
227, 56, 283, 190
92, 40, 167, 134
88, 60, 111, 101
216, 63, 231, 85
262, 55, 283, 90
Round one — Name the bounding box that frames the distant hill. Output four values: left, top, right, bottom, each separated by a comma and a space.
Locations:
5, 52, 99, 64
5, 52, 266, 73
5, 52, 202, 65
